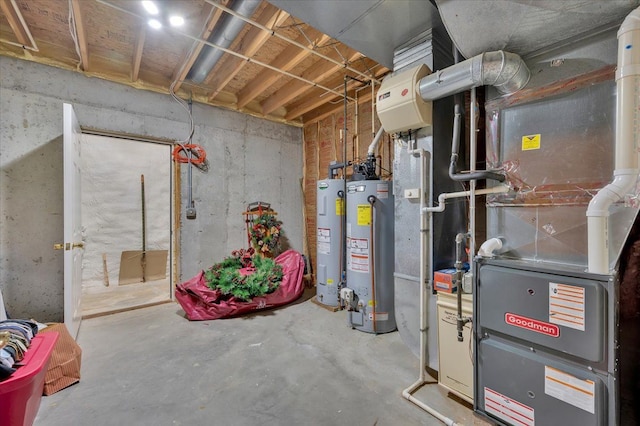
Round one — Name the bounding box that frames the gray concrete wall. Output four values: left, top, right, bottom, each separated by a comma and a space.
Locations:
0, 57, 303, 321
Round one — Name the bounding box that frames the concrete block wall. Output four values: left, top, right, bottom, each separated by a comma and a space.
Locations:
0, 57, 303, 321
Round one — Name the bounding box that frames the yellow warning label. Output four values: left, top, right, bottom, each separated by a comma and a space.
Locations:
368, 300, 376, 307
357, 204, 371, 226
327, 279, 334, 285
335, 198, 344, 216
522, 134, 541, 151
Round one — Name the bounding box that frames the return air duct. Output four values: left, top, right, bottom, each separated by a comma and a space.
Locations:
187, 0, 261, 83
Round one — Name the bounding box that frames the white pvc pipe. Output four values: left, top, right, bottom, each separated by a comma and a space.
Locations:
478, 237, 503, 258
402, 148, 461, 426
402, 380, 460, 426
587, 6, 640, 274
424, 185, 510, 213
368, 127, 385, 155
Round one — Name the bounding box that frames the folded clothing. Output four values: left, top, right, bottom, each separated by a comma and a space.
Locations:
0, 320, 39, 380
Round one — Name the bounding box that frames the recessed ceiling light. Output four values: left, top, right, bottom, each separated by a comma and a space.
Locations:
141, 1, 159, 15
169, 16, 185, 27
148, 19, 162, 30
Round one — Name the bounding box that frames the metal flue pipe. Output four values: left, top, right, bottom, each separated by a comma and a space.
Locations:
418, 50, 530, 101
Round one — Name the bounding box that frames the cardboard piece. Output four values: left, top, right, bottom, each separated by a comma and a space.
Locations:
118, 250, 168, 285
40, 323, 82, 396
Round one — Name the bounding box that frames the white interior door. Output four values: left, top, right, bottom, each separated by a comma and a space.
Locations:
63, 103, 83, 339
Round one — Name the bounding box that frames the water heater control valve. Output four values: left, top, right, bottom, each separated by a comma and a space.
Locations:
340, 288, 355, 308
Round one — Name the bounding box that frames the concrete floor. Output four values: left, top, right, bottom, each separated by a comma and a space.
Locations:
35, 289, 491, 426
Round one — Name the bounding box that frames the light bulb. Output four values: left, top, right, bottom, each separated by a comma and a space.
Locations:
169, 16, 185, 27
141, 1, 159, 15
148, 19, 162, 30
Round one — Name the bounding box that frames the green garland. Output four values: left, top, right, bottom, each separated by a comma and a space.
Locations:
204, 254, 283, 301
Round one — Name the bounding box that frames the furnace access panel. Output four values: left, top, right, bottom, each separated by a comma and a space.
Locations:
473, 259, 615, 426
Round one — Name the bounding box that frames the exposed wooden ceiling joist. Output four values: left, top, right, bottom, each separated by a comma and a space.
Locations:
236, 28, 329, 109
70, 0, 89, 71
203, 0, 380, 85
303, 88, 377, 125
262, 51, 363, 116
171, 2, 229, 93
131, 27, 146, 82
0, 0, 390, 127
286, 63, 387, 121
0, 0, 30, 47
206, 5, 289, 101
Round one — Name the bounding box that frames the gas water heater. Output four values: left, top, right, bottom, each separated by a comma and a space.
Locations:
342, 179, 396, 334
316, 179, 344, 307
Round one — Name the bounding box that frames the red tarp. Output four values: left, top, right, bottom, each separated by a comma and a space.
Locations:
175, 250, 305, 320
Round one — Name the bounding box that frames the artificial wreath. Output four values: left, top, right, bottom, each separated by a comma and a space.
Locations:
204, 249, 283, 301
250, 213, 283, 257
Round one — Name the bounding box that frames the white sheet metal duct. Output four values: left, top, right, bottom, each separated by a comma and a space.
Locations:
418, 50, 530, 101
587, 6, 640, 274
187, 0, 261, 83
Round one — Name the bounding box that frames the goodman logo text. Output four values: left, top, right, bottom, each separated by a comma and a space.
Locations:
505, 313, 560, 338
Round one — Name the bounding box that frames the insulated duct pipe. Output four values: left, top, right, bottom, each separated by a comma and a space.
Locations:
587, 6, 640, 274
188, 0, 261, 83
418, 51, 530, 101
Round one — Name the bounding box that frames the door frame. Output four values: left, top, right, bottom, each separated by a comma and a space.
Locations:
74, 126, 180, 307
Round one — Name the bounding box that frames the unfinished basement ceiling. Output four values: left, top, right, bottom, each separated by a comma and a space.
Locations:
269, 0, 442, 70
271, 0, 640, 70
0, 0, 390, 126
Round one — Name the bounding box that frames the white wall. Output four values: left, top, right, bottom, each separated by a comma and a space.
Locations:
80, 135, 171, 289
0, 57, 303, 321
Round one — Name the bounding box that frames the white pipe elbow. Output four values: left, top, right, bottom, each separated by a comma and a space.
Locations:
478, 237, 503, 258
586, 169, 638, 217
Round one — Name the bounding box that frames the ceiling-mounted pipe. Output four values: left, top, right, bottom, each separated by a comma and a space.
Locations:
188, 0, 261, 83
418, 50, 530, 101
587, 6, 640, 274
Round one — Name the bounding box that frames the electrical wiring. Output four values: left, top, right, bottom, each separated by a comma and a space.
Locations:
68, 0, 82, 70
172, 144, 208, 168
169, 80, 195, 145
